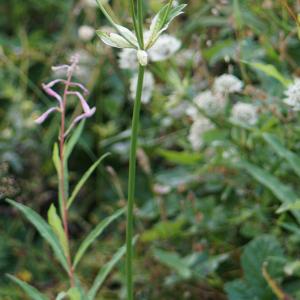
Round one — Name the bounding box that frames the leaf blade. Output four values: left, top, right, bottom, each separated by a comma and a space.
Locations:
7, 275, 49, 300
67, 153, 110, 208
6, 199, 69, 272
73, 207, 125, 269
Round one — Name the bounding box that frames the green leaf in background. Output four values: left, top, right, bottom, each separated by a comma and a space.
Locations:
225, 235, 284, 300
6, 199, 69, 272
242, 61, 291, 86
241, 235, 284, 290
67, 153, 110, 208
153, 249, 192, 279
87, 237, 138, 300
73, 207, 125, 269
141, 218, 186, 242
263, 133, 300, 178
225, 280, 258, 300
48, 204, 69, 257
239, 161, 300, 222
65, 121, 85, 161
7, 275, 49, 300
156, 149, 202, 165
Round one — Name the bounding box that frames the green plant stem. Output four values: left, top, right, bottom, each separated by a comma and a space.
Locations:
59, 72, 75, 288
126, 65, 145, 300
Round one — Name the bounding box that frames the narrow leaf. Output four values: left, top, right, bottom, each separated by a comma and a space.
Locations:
153, 248, 192, 279
242, 61, 291, 87
73, 207, 125, 269
6, 199, 69, 272
87, 237, 138, 300
263, 133, 300, 178
48, 204, 69, 257
239, 161, 300, 222
7, 275, 49, 300
68, 153, 110, 208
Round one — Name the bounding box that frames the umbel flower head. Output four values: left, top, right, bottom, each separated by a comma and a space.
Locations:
231, 102, 258, 126
35, 55, 96, 136
95, 0, 186, 66
284, 78, 300, 111
188, 116, 215, 151
213, 74, 243, 94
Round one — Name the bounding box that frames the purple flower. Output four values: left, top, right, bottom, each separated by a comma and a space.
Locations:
35, 57, 96, 136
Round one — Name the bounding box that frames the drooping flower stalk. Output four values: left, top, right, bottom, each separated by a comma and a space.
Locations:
35, 55, 96, 287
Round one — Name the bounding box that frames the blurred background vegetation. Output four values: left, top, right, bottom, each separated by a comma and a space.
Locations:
1, 0, 300, 299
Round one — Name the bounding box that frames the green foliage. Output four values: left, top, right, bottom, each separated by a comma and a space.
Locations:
73, 207, 125, 269
6, 199, 69, 272
225, 235, 285, 300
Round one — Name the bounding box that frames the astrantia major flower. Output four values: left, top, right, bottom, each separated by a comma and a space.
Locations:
214, 74, 243, 94
130, 71, 154, 104
148, 34, 181, 62
188, 116, 215, 151
194, 91, 226, 116
118, 49, 139, 70
231, 102, 258, 126
284, 78, 300, 111
96, 0, 186, 66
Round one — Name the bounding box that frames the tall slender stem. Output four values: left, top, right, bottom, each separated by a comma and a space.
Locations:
59, 72, 75, 288
126, 65, 145, 300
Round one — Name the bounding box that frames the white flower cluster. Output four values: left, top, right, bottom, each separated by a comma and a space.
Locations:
284, 78, 300, 111
130, 71, 154, 104
188, 116, 215, 150
231, 102, 258, 126
194, 91, 226, 116
213, 74, 243, 94
118, 34, 181, 70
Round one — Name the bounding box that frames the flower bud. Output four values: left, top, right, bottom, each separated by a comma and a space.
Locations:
137, 50, 148, 66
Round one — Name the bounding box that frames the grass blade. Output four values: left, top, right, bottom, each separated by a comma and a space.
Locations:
7, 275, 49, 300
6, 199, 69, 272
67, 153, 110, 208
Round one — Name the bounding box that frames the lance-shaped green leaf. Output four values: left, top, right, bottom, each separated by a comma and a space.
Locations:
87, 237, 138, 300
7, 275, 49, 300
263, 133, 300, 178
73, 207, 125, 269
95, 0, 138, 48
68, 153, 110, 208
146, 3, 186, 49
48, 204, 69, 257
242, 61, 291, 87
96, 31, 134, 49
6, 199, 69, 272
239, 161, 300, 223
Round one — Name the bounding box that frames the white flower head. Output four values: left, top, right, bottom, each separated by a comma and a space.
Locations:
148, 34, 181, 62
194, 91, 226, 116
130, 71, 154, 104
118, 48, 138, 70
188, 116, 215, 150
284, 78, 300, 111
214, 74, 243, 94
78, 25, 95, 41
231, 102, 258, 126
